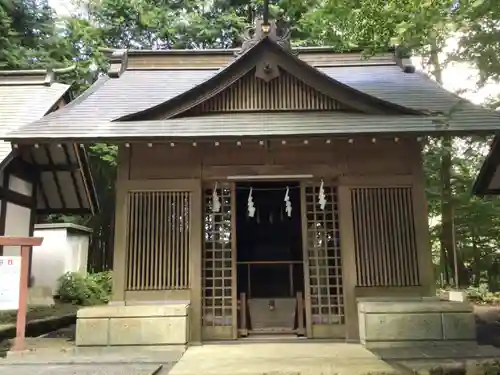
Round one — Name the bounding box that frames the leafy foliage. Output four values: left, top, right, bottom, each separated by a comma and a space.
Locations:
57, 271, 113, 305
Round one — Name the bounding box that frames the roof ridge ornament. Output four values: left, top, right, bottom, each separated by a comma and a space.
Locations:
0, 65, 76, 86
394, 45, 416, 73
108, 49, 128, 78
237, 19, 292, 56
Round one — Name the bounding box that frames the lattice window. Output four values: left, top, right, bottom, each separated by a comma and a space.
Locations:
305, 184, 344, 325
351, 187, 419, 287
126, 191, 190, 290
202, 183, 233, 327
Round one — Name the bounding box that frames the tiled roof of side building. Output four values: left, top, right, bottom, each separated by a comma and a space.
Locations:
0, 70, 70, 164
6, 45, 500, 140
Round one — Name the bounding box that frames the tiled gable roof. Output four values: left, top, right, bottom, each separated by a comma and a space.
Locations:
0, 71, 70, 163
6, 44, 500, 141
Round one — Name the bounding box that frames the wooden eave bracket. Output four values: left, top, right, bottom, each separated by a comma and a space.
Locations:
108, 50, 128, 78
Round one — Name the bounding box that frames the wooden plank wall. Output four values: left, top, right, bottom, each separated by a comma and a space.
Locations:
182, 68, 351, 116
127, 137, 420, 181
351, 187, 419, 287
126, 191, 191, 291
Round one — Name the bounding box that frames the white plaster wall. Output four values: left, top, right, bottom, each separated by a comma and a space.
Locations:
3, 175, 33, 256
9, 175, 32, 196
67, 232, 89, 273
32, 225, 91, 295
3, 202, 31, 256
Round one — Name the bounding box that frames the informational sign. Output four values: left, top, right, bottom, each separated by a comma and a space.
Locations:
0, 256, 21, 311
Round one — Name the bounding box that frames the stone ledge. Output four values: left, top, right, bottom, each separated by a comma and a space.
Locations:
76, 303, 190, 347
358, 298, 476, 347
359, 300, 473, 313
77, 303, 189, 318
4, 346, 185, 364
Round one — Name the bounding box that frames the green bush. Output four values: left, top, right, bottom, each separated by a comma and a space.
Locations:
57, 271, 113, 305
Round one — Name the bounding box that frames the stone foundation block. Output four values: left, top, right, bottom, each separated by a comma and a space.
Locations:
76, 303, 190, 347
358, 297, 476, 348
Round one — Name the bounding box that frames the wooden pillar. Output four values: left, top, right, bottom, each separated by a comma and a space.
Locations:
413, 172, 434, 295
189, 182, 203, 344
300, 181, 312, 338
337, 185, 358, 341
0, 237, 43, 352
111, 146, 130, 302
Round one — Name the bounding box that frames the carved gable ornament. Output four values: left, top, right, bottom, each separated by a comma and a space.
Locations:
237, 19, 293, 82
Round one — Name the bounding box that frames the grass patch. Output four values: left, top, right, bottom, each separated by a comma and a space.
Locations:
0, 302, 79, 326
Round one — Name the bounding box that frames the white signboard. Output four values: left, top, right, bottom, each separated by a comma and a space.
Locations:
0, 256, 21, 311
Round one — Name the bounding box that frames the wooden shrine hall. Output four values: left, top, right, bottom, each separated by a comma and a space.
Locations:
6, 17, 500, 347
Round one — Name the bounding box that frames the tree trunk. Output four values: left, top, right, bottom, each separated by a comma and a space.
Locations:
431, 47, 469, 288
472, 238, 480, 286
440, 134, 454, 286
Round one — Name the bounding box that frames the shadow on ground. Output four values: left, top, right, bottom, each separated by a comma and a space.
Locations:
475, 305, 500, 347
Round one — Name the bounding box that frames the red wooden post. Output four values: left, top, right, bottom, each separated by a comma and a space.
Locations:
0, 237, 43, 352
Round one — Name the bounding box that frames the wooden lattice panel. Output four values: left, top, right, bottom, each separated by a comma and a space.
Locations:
305, 184, 344, 325
202, 183, 233, 327
126, 191, 190, 290
181, 68, 354, 116
351, 187, 419, 287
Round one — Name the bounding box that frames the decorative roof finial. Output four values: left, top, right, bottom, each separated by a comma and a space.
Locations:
262, 0, 270, 33
236, 1, 291, 56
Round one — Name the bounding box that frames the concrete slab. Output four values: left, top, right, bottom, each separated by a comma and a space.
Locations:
372, 343, 500, 360
168, 342, 401, 375
0, 364, 164, 375
2, 347, 184, 365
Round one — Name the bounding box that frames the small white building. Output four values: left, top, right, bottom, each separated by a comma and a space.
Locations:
31, 223, 92, 295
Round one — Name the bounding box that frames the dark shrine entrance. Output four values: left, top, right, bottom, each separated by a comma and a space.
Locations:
235, 181, 306, 336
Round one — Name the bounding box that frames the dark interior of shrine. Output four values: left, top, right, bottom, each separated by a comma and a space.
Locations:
236, 181, 304, 299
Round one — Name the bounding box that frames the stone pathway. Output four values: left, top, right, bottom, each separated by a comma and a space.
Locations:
0, 342, 183, 375
168, 342, 401, 375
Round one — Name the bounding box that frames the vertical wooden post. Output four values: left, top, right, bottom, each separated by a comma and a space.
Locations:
13, 245, 30, 351
239, 292, 247, 336
111, 146, 130, 302
189, 182, 203, 344
0, 237, 43, 352
300, 181, 313, 338
296, 291, 305, 336
230, 182, 238, 339
337, 185, 359, 342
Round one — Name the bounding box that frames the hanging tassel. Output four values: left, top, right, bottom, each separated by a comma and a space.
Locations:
318, 179, 326, 211
248, 187, 256, 218
212, 182, 221, 213
284, 186, 292, 217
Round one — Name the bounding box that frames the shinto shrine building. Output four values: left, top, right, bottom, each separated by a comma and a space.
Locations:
7, 20, 499, 347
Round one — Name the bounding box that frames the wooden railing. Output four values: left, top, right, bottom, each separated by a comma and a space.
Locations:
239, 292, 248, 337
237, 260, 303, 298
238, 290, 306, 337
296, 291, 305, 336
0, 236, 44, 351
